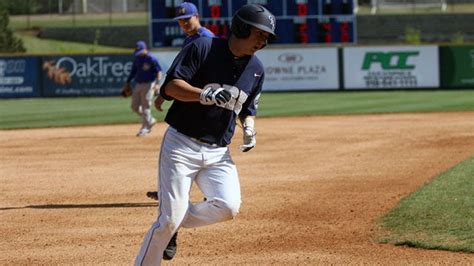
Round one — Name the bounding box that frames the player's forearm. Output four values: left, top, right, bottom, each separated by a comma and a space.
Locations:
163, 79, 201, 102
240, 116, 255, 130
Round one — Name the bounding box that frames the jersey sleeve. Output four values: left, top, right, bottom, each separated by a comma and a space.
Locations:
200, 27, 215, 38
161, 41, 206, 100
239, 72, 264, 119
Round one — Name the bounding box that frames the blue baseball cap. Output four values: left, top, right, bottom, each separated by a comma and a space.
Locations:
134, 41, 147, 56
174, 2, 198, 20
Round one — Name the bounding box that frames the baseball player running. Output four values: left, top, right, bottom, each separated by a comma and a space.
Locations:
134, 4, 276, 265
147, 3, 216, 258
124, 41, 162, 137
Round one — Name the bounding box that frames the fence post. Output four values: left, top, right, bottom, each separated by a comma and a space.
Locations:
110, 0, 113, 25
122, 0, 128, 13
58, 0, 63, 14
82, 0, 88, 13
26, 0, 31, 28
72, 0, 76, 26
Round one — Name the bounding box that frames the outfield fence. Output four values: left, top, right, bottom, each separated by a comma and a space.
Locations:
1, 44, 473, 98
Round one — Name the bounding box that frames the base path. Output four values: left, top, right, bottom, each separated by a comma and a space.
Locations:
1, 112, 473, 264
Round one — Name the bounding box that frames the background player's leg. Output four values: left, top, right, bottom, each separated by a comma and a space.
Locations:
132, 83, 147, 136
131, 86, 141, 115
142, 82, 156, 128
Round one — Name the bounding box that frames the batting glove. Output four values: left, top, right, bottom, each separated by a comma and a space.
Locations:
200, 84, 232, 106
239, 127, 256, 152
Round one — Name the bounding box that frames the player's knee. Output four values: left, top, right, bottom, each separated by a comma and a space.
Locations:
210, 198, 241, 220
158, 216, 180, 233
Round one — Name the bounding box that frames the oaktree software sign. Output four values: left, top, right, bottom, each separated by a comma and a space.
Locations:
0, 57, 40, 98
42, 55, 133, 96
343, 46, 439, 89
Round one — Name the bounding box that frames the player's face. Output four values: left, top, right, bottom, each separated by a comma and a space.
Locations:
177, 16, 200, 36
244, 27, 271, 55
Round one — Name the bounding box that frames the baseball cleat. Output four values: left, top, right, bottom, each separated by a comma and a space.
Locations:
146, 191, 158, 200
163, 232, 178, 260
136, 127, 151, 137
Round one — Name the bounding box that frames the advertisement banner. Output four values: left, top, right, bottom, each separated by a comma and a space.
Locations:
154, 47, 340, 91
41, 54, 133, 96
256, 47, 340, 91
0, 57, 40, 98
440, 46, 474, 88
343, 46, 439, 89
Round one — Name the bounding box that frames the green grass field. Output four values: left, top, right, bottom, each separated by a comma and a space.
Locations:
1, 90, 474, 129
9, 13, 145, 54
17, 32, 130, 54
10, 12, 148, 30
1, 90, 474, 130
379, 156, 474, 252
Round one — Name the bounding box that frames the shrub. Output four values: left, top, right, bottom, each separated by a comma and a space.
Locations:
405, 26, 421, 44
0, 11, 26, 53
0, 0, 74, 15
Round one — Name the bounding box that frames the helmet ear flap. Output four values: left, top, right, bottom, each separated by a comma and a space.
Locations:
231, 16, 251, 39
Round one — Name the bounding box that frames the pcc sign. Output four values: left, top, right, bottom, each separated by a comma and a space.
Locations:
343, 46, 439, 89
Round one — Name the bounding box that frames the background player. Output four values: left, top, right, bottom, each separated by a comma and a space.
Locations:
175, 2, 215, 47
154, 1, 215, 112
124, 41, 162, 137
134, 4, 276, 265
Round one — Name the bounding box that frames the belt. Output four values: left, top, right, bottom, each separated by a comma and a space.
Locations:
170, 127, 221, 148
190, 137, 220, 147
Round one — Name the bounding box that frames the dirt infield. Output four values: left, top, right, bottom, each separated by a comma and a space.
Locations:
1, 112, 473, 265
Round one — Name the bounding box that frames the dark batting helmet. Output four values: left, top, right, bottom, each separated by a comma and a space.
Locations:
230, 4, 277, 41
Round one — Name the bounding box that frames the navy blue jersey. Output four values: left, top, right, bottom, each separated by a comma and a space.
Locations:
127, 53, 162, 83
182, 27, 215, 48
161, 37, 264, 147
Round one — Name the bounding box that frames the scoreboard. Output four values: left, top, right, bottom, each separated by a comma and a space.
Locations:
150, 0, 356, 47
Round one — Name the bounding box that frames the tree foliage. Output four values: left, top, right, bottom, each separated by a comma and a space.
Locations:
0, 11, 26, 53
0, 0, 75, 15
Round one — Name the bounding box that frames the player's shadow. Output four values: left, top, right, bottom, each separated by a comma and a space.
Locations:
0, 202, 157, 211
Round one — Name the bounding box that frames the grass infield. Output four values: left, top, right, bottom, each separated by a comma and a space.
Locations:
1, 90, 473, 130
379, 156, 474, 253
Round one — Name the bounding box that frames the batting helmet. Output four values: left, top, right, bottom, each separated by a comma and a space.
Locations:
231, 4, 277, 41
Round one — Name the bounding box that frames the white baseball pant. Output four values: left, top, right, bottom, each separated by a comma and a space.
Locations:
134, 127, 241, 266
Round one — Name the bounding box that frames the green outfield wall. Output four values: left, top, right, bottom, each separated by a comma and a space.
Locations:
440, 46, 474, 88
